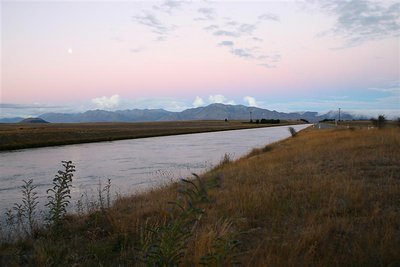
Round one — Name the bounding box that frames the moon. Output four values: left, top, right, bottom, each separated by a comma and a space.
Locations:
67, 48, 72, 54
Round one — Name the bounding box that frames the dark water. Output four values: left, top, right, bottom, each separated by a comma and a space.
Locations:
0, 124, 310, 215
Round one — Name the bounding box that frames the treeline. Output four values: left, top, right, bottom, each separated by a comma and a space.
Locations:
251, 119, 281, 124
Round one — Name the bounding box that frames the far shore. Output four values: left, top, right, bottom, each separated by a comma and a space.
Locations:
0, 120, 304, 151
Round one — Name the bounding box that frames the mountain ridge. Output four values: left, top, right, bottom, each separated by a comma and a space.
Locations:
0, 103, 364, 123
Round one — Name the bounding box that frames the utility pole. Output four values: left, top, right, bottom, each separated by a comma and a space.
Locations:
338, 108, 341, 122
250, 111, 253, 122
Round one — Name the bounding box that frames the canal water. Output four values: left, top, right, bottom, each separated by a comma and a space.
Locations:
0, 124, 310, 215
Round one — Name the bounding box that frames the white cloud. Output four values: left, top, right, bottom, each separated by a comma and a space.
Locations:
132, 12, 175, 41
191, 94, 236, 107
128, 97, 190, 112
259, 97, 400, 119
208, 94, 235, 105
203, 24, 219, 31
92, 94, 121, 109
258, 13, 280, 22
213, 30, 240, 37
153, 0, 187, 14
230, 48, 254, 58
316, 1, 400, 46
237, 23, 256, 34
193, 96, 205, 107
218, 40, 234, 46
243, 96, 258, 107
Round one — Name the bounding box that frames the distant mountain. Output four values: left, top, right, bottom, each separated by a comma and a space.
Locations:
40, 109, 175, 123
1, 104, 364, 123
0, 117, 24, 123
19, 117, 49, 123
115, 109, 174, 121
40, 110, 130, 123
176, 104, 299, 120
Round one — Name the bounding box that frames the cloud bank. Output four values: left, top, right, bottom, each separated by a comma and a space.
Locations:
244, 96, 258, 107
193, 96, 205, 107
92, 95, 121, 109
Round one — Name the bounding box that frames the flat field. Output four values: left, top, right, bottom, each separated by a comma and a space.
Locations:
0, 120, 297, 150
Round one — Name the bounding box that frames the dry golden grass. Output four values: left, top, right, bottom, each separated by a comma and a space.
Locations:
194, 127, 400, 266
0, 120, 296, 150
1, 127, 399, 266
128, 127, 399, 266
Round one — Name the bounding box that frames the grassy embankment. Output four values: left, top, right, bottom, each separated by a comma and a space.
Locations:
0, 120, 299, 151
1, 126, 399, 266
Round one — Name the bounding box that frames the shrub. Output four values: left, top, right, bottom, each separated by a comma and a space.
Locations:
319, 118, 335, 122
288, 127, 297, 137
371, 115, 386, 129
260, 119, 280, 124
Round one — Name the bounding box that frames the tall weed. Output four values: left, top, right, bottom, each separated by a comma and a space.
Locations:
21, 179, 39, 236
98, 178, 112, 210
45, 160, 75, 228
139, 174, 219, 265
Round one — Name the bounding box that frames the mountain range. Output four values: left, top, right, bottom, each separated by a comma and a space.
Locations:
0, 103, 364, 123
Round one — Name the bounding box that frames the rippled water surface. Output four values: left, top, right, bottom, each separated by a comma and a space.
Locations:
0, 124, 309, 214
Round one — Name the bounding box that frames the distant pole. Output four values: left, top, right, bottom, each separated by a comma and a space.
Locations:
338, 108, 341, 122
250, 111, 253, 122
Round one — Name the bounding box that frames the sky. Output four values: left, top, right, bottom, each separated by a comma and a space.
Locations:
1, 0, 399, 118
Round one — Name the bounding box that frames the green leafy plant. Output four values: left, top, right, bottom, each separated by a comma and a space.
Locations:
139, 174, 219, 266
46, 161, 75, 228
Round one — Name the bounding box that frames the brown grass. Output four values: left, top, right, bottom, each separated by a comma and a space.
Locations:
1, 127, 399, 266
0, 120, 297, 150
199, 127, 400, 266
